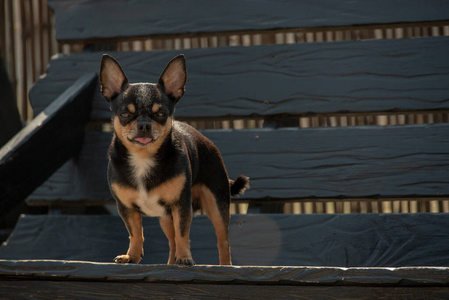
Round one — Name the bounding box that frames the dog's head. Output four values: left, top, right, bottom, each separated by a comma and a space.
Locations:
100, 54, 187, 153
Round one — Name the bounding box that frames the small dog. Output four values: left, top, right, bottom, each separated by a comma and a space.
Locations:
99, 54, 249, 265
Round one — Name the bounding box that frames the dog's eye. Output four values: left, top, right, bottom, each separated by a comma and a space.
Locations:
120, 112, 131, 118
157, 112, 166, 117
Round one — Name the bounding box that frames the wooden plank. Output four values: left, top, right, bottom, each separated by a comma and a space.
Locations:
0, 73, 97, 217
47, 0, 449, 41
1, 281, 447, 300
1, 256, 449, 284
29, 37, 449, 120
2, 214, 449, 267
209, 124, 449, 199
27, 123, 449, 204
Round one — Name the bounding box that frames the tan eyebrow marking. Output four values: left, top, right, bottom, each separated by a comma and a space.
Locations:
152, 103, 162, 113
127, 104, 136, 113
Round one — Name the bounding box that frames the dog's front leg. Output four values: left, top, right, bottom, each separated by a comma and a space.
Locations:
159, 214, 176, 264
171, 204, 195, 265
115, 204, 144, 264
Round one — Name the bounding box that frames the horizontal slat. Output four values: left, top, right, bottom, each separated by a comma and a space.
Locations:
2, 213, 449, 267
48, 0, 449, 41
27, 123, 449, 205
29, 37, 449, 120
214, 124, 449, 199
2, 281, 448, 300
0, 73, 97, 216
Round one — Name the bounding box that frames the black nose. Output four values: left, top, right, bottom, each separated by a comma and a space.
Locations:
137, 122, 151, 132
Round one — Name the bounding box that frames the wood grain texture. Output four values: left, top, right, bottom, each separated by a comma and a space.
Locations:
208, 124, 449, 199
27, 123, 449, 204
1, 214, 449, 267
2, 214, 449, 298
29, 37, 449, 120
47, 0, 449, 41
0, 73, 97, 216
2, 281, 447, 300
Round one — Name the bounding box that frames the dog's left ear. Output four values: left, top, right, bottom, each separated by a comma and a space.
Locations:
158, 54, 187, 102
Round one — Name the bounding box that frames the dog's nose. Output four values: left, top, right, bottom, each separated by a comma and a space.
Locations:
137, 121, 152, 132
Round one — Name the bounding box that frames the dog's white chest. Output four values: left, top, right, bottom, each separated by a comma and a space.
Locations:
135, 188, 166, 217
128, 154, 166, 217
128, 153, 155, 183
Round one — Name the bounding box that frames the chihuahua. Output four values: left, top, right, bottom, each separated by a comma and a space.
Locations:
99, 54, 249, 265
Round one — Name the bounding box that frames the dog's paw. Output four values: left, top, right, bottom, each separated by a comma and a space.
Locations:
114, 254, 141, 264
175, 257, 195, 266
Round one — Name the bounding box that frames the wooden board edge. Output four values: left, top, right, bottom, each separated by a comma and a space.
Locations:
0, 259, 448, 287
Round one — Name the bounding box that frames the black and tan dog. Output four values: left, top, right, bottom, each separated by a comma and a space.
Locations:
99, 54, 249, 265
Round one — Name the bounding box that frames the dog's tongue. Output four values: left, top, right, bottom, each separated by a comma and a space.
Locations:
135, 137, 153, 144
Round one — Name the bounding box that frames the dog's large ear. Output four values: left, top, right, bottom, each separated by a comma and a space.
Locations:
158, 54, 187, 102
100, 54, 129, 102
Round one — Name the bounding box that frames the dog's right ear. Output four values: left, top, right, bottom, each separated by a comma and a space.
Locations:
100, 54, 129, 102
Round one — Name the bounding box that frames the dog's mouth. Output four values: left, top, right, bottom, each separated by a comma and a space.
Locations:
131, 137, 154, 145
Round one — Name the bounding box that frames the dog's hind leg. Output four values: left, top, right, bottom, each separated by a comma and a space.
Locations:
193, 184, 232, 265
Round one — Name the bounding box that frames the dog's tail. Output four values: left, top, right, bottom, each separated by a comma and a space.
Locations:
229, 175, 250, 196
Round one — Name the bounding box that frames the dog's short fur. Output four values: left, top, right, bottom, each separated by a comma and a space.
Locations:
100, 54, 249, 265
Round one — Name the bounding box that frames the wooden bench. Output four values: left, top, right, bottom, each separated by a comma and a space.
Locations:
1, 1, 449, 298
